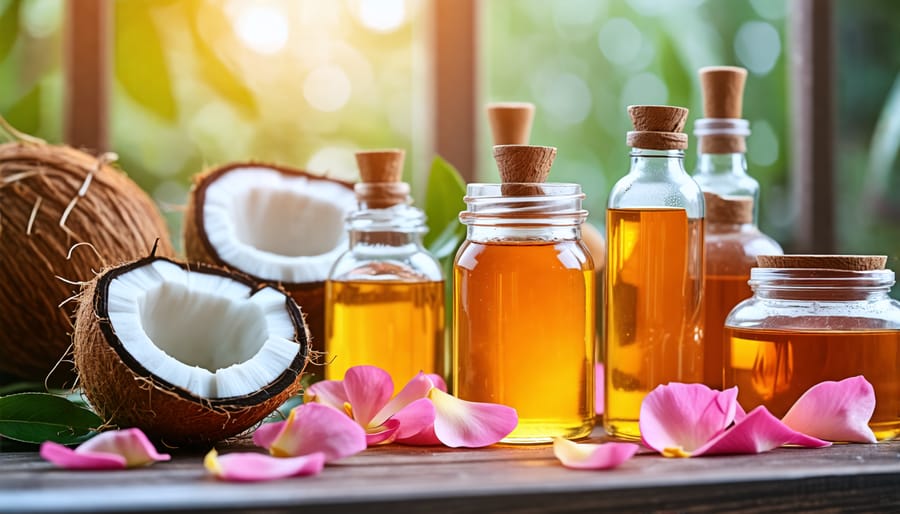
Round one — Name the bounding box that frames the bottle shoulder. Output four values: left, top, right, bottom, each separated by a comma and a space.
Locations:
329, 246, 443, 282
608, 172, 705, 217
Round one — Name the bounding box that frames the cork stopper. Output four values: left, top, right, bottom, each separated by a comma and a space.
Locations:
699, 66, 748, 154
626, 105, 689, 150
757, 255, 887, 271
704, 192, 753, 224
700, 66, 747, 118
354, 149, 409, 208
493, 144, 556, 196
486, 102, 535, 145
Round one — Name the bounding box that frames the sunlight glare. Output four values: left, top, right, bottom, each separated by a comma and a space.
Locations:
233, 4, 289, 55
357, 0, 406, 33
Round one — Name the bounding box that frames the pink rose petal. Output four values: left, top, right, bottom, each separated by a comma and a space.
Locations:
426, 374, 448, 393
75, 428, 170, 467
595, 363, 605, 415
396, 424, 441, 446
304, 379, 350, 411
270, 403, 366, 462
552, 437, 639, 470
429, 388, 518, 448
40, 441, 125, 470
390, 398, 437, 440
343, 366, 395, 426
781, 376, 877, 443
365, 419, 400, 446
639, 383, 738, 455
694, 406, 830, 456
371, 373, 434, 427
204, 449, 325, 482
252, 421, 287, 450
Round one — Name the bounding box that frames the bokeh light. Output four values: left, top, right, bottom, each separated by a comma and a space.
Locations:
734, 21, 781, 75
356, 0, 406, 33
232, 4, 290, 55
304, 65, 353, 112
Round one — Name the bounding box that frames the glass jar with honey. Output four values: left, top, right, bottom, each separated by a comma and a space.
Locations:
724, 255, 900, 440
325, 150, 444, 383
453, 145, 595, 444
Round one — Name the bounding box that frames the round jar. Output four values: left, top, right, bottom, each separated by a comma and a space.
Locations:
724, 262, 900, 440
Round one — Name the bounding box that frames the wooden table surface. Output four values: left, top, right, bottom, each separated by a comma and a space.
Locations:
3, 430, 900, 513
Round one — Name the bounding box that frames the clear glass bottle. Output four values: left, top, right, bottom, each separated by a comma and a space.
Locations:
703, 193, 782, 389
605, 105, 705, 440
454, 146, 595, 444
724, 256, 900, 440
325, 151, 444, 383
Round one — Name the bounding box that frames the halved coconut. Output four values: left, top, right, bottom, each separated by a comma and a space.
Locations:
183, 163, 357, 367
73, 255, 309, 446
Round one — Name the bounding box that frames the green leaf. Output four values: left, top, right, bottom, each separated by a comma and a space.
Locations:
0, 393, 103, 445
423, 156, 467, 249
4, 82, 41, 135
187, 2, 258, 118
114, 0, 178, 121
0, 0, 18, 66
428, 220, 465, 261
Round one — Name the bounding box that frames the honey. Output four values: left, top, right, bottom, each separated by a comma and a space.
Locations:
454, 239, 595, 442
605, 207, 704, 439
325, 279, 444, 382
703, 274, 752, 388
725, 326, 900, 440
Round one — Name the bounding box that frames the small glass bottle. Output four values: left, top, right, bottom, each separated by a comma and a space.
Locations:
605, 105, 705, 440
703, 193, 783, 389
325, 150, 445, 383
724, 255, 900, 440
454, 145, 595, 443
692, 66, 760, 223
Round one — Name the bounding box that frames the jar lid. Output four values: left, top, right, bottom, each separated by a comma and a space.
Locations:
757, 255, 887, 271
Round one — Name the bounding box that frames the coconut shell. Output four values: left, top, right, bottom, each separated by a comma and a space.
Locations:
183, 163, 355, 375
74, 257, 309, 447
0, 142, 173, 386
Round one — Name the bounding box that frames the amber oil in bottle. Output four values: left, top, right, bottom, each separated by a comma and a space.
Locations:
604, 106, 705, 440
454, 145, 595, 443
326, 150, 444, 382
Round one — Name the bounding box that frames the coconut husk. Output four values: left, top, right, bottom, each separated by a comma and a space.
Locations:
0, 140, 173, 386
183, 163, 355, 376
73, 256, 308, 447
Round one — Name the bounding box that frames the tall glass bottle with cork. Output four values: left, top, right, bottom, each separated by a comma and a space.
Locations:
692, 65, 783, 389
326, 150, 445, 382
454, 144, 595, 443
605, 105, 705, 440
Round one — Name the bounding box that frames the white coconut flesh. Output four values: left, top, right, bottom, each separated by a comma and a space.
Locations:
202, 167, 357, 283
105, 259, 301, 399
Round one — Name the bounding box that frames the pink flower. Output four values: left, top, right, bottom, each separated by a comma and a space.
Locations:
639, 382, 831, 457
204, 450, 325, 482
552, 437, 639, 470
40, 428, 170, 470
306, 365, 518, 448
781, 376, 877, 443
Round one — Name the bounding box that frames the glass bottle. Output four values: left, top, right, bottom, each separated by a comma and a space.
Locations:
454, 145, 595, 443
692, 66, 760, 223
325, 150, 444, 383
724, 255, 900, 440
703, 193, 783, 389
605, 105, 705, 440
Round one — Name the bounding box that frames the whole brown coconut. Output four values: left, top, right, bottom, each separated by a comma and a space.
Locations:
74, 255, 309, 446
0, 139, 173, 385
183, 163, 357, 374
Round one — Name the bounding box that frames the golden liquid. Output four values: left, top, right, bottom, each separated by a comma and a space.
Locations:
325, 280, 445, 383
454, 240, 595, 443
725, 326, 900, 440
605, 208, 704, 440
703, 274, 752, 389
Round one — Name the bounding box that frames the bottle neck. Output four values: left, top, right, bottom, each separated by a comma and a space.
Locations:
346, 204, 427, 250
628, 148, 688, 178
696, 152, 748, 176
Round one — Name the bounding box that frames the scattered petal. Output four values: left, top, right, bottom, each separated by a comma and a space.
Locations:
396, 424, 441, 446
40, 429, 170, 470
552, 437, 639, 470
269, 403, 366, 461
595, 363, 605, 415
694, 406, 830, 456
426, 374, 448, 393
371, 373, 434, 427
343, 366, 395, 426
639, 383, 737, 455
304, 379, 350, 411
781, 376, 877, 443
40, 442, 125, 470
429, 388, 518, 448
252, 421, 287, 450
391, 398, 437, 440
204, 449, 325, 482
365, 419, 400, 446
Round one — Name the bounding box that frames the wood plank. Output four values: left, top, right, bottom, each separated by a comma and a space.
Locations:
3, 436, 900, 513
63, 0, 110, 152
